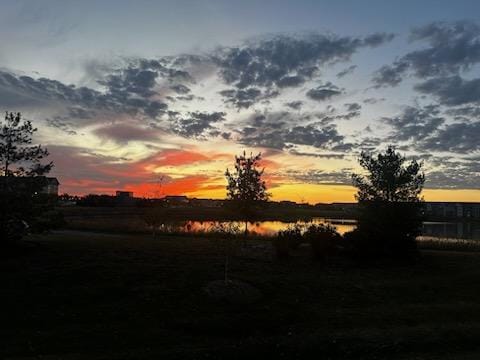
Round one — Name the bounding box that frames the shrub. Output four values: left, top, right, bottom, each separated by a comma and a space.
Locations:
273, 231, 292, 259
354, 202, 422, 260
273, 223, 305, 259
304, 224, 340, 261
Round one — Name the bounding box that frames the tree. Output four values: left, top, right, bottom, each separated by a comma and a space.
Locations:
225, 151, 270, 236
0, 112, 55, 244
351, 146, 425, 260
352, 146, 424, 203
1, 112, 53, 177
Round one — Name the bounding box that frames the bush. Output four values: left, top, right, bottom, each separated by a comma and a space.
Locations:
304, 224, 340, 261
273, 232, 292, 259
354, 201, 422, 260
1, 186, 60, 245
273, 224, 304, 259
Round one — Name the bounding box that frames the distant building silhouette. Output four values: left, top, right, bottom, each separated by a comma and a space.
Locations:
0, 176, 59, 195
164, 195, 189, 207
116, 190, 134, 198
425, 202, 480, 219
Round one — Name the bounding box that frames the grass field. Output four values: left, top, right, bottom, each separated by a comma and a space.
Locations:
2, 231, 480, 359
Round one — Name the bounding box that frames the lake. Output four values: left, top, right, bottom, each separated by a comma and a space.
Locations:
177, 218, 480, 241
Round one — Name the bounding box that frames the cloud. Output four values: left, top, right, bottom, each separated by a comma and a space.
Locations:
94, 123, 162, 144
237, 111, 348, 150
336, 65, 357, 78
306, 82, 343, 101
219, 87, 278, 109
285, 101, 303, 110
170, 84, 191, 94
363, 97, 385, 104
414, 75, 480, 106
215, 32, 393, 106
48, 145, 227, 195
424, 157, 480, 189
170, 111, 226, 138
344, 102, 361, 112
285, 168, 353, 185
0, 70, 168, 119
217, 32, 393, 88
419, 120, 480, 153
373, 20, 480, 87
383, 105, 445, 141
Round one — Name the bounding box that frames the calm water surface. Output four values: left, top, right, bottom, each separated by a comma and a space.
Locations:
179, 218, 480, 241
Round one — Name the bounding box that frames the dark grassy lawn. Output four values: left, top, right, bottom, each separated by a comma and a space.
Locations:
2, 231, 480, 359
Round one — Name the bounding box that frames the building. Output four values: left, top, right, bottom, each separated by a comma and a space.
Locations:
163, 195, 189, 206
0, 176, 60, 196
43, 177, 60, 195
425, 202, 480, 219
190, 198, 224, 208
116, 190, 134, 198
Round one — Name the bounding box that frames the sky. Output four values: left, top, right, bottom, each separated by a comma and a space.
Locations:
1, 0, 480, 203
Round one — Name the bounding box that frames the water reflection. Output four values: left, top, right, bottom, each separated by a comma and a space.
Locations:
179, 218, 480, 240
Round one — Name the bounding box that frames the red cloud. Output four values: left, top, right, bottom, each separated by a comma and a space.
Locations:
124, 175, 211, 198
48, 145, 230, 197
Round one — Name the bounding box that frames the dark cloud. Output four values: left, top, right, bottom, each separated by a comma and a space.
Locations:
217, 32, 394, 89
171, 111, 226, 138
94, 123, 161, 144
170, 84, 191, 94
383, 105, 445, 141
285, 101, 303, 110
372, 61, 410, 87
288, 149, 346, 159
344, 102, 362, 112
101, 68, 158, 97
276, 75, 305, 88
215, 32, 393, 106
336, 65, 357, 78
363, 97, 385, 104
46, 116, 77, 136
306, 82, 343, 101
219, 87, 278, 109
237, 112, 348, 150
445, 105, 480, 119
373, 20, 480, 87
285, 168, 353, 185
0, 70, 168, 120
424, 157, 480, 189
419, 120, 480, 153
414, 75, 480, 106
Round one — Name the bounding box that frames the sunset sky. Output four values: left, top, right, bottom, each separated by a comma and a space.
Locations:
1, 0, 479, 203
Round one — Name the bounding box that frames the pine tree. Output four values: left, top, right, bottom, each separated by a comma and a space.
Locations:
0, 112, 52, 177
351, 146, 425, 260
0, 112, 56, 244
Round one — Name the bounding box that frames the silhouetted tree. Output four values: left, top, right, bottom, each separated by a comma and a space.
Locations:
1, 112, 52, 177
351, 146, 425, 260
225, 151, 269, 236
0, 112, 56, 244
352, 146, 424, 202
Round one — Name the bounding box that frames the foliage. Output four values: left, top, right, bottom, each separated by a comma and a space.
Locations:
352, 146, 424, 202
273, 223, 341, 260
351, 146, 425, 260
0, 112, 56, 244
0, 112, 52, 177
225, 151, 270, 235
304, 223, 341, 260
273, 223, 304, 258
